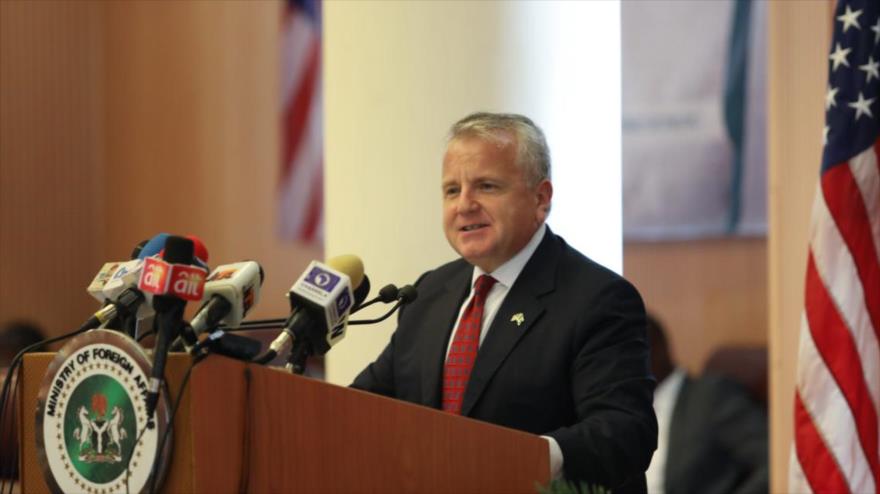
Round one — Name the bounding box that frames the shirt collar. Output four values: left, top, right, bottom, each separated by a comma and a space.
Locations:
471, 223, 547, 290
655, 367, 686, 400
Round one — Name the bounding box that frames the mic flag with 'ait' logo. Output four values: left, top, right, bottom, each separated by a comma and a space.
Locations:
789, 1, 880, 493
278, 0, 323, 244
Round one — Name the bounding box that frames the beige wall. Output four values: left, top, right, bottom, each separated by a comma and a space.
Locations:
1, 1, 107, 335
624, 238, 767, 374
0, 1, 319, 338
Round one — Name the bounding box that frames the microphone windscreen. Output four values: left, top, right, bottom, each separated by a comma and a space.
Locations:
163, 236, 194, 264
131, 240, 149, 260
139, 233, 170, 259
186, 234, 210, 265
353, 275, 371, 306
398, 285, 418, 304
378, 284, 399, 303
325, 254, 364, 289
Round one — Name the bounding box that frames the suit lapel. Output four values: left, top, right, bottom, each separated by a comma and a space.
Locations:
420, 265, 471, 408
460, 231, 559, 416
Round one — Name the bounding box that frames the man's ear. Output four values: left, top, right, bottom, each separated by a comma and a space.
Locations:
535, 179, 553, 219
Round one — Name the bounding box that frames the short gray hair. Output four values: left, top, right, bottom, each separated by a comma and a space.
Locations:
448, 112, 551, 186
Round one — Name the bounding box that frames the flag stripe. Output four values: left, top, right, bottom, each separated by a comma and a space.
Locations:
822, 157, 880, 343
795, 390, 855, 494
788, 449, 811, 494
280, 12, 317, 109
300, 164, 323, 241
797, 311, 875, 493
849, 141, 880, 274
281, 38, 320, 180
810, 183, 880, 420
278, 86, 323, 240
805, 252, 880, 489
278, 0, 323, 243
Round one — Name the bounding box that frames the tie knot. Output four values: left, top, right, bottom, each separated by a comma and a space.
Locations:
473, 274, 497, 300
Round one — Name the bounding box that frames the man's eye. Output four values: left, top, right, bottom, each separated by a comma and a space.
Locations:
479, 183, 497, 191
444, 187, 459, 197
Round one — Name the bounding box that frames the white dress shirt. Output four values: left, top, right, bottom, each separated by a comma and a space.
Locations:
646, 368, 686, 493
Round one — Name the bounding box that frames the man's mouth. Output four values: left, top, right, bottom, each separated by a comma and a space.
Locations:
460, 224, 488, 232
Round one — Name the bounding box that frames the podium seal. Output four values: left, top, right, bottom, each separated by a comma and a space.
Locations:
35, 329, 171, 494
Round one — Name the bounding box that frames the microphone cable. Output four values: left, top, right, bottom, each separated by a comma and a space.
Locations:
215, 281, 407, 333
148, 356, 201, 494
123, 354, 203, 494
223, 284, 418, 332
347, 301, 403, 326
222, 318, 286, 331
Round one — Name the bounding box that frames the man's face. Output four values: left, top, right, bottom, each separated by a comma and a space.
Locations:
442, 134, 552, 272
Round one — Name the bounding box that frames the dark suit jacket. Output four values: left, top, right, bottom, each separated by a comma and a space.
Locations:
664, 374, 768, 494
352, 229, 657, 491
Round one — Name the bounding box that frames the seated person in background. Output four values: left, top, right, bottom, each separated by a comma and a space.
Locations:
646, 313, 768, 494
0, 320, 45, 367
0, 320, 46, 481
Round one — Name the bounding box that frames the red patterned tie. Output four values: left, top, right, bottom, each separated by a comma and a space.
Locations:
442, 274, 497, 414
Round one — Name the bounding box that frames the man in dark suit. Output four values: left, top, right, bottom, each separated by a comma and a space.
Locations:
646, 314, 768, 494
352, 112, 657, 491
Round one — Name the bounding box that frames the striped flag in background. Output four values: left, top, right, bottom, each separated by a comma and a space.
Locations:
789, 0, 880, 493
278, 0, 323, 243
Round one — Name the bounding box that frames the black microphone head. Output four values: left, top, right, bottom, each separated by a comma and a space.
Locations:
354, 274, 371, 306
378, 284, 399, 303
153, 236, 195, 313
398, 285, 418, 304
163, 235, 194, 264
131, 239, 149, 260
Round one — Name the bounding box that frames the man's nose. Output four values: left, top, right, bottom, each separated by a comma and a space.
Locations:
456, 188, 479, 213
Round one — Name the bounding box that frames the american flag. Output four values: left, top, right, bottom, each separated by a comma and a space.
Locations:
278, 0, 323, 243
790, 1, 880, 493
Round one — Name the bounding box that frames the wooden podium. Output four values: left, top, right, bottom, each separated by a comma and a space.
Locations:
19, 353, 550, 493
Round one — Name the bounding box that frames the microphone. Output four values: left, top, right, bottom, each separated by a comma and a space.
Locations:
254, 255, 367, 366
141, 236, 207, 419
186, 234, 210, 269
348, 284, 418, 326
398, 284, 418, 304
138, 233, 170, 259
130, 239, 149, 260
351, 283, 398, 314
138, 232, 209, 269
97, 259, 151, 336
379, 283, 399, 302
285, 257, 372, 374
352, 274, 372, 311
84, 238, 162, 333
177, 261, 265, 351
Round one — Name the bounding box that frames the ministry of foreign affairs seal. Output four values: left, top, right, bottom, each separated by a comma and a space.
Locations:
35, 329, 171, 494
